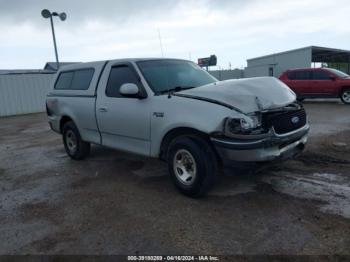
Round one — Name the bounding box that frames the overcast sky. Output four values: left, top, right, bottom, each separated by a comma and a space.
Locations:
0, 0, 349, 70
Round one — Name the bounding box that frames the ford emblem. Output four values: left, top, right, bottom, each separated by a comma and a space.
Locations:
291, 116, 300, 124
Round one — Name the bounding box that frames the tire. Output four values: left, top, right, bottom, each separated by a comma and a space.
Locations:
62, 121, 90, 160
340, 88, 350, 104
167, 136, 218, 197
296, 97, 304, 102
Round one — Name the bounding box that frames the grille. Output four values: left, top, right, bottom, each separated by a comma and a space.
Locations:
262, 108, 306, 134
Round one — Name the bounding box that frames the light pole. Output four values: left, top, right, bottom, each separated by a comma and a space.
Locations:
41, 9, 67, 70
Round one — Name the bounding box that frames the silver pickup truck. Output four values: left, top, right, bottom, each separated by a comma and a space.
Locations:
46, 58, 309, 197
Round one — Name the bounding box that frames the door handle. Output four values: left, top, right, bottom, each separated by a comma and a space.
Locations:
98, 107, 108, 113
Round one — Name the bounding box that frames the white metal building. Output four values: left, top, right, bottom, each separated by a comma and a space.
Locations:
0, 71, 55, 117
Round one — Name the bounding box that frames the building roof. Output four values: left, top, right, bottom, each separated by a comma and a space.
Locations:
0, 62, 81, 75
0, 69, 55, 75
247, 46, 350, 63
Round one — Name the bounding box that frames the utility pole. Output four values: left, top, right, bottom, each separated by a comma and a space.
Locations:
41, 9, 67, 70
49, 15, 59, 69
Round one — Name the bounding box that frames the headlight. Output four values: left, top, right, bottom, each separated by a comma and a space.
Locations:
223, 116, 261, 137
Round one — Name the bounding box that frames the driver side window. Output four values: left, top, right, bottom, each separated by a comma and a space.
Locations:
106, 65, 140, 98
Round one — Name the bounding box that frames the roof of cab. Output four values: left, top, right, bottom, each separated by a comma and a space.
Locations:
58, 57, 190, 72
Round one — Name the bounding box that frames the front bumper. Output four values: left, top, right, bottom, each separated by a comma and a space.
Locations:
210, 124, 309, 162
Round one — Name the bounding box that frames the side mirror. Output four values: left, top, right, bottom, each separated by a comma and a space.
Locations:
329, 76, 336, 81
119, 83, 146, 99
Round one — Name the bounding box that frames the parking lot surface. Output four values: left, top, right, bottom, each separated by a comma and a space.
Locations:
0, 100, 350, 255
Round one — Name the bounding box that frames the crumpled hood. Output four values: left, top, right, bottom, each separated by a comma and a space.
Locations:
177, 77, 296, 114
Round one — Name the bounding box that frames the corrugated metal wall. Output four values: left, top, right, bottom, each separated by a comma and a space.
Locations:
209, 69, 244, 80
0, 73, 55, 117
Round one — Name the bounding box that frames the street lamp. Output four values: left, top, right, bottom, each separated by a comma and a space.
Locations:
41, 9, 67, 70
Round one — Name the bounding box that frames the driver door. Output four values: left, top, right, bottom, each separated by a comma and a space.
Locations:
311, 69, 337, 96
96, 62, 151, 156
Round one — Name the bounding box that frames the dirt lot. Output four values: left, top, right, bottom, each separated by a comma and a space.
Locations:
0, 100, 350, 255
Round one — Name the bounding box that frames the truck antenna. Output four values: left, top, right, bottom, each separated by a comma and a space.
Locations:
157, 28, 164, 57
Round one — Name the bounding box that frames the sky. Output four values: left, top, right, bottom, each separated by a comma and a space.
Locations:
0, 0, 350, 70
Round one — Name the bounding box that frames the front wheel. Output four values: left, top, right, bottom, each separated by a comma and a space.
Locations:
340, 88, 350, 104
62, 121, 90, 160
167, 136, 218, 197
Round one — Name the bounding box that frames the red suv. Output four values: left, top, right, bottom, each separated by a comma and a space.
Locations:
279, 68, 350, 104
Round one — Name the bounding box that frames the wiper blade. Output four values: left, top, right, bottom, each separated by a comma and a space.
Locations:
159, 86, 195, 95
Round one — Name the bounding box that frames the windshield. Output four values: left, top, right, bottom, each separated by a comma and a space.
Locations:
136, 59, 217, 94
326, 68, 350, 78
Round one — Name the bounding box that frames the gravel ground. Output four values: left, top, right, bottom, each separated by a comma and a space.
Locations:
0, 100, 350, 255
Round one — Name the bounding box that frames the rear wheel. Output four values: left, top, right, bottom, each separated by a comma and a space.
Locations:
62, 121, 90, 160
340, 88, 350, 104
167, 136, 218, 197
